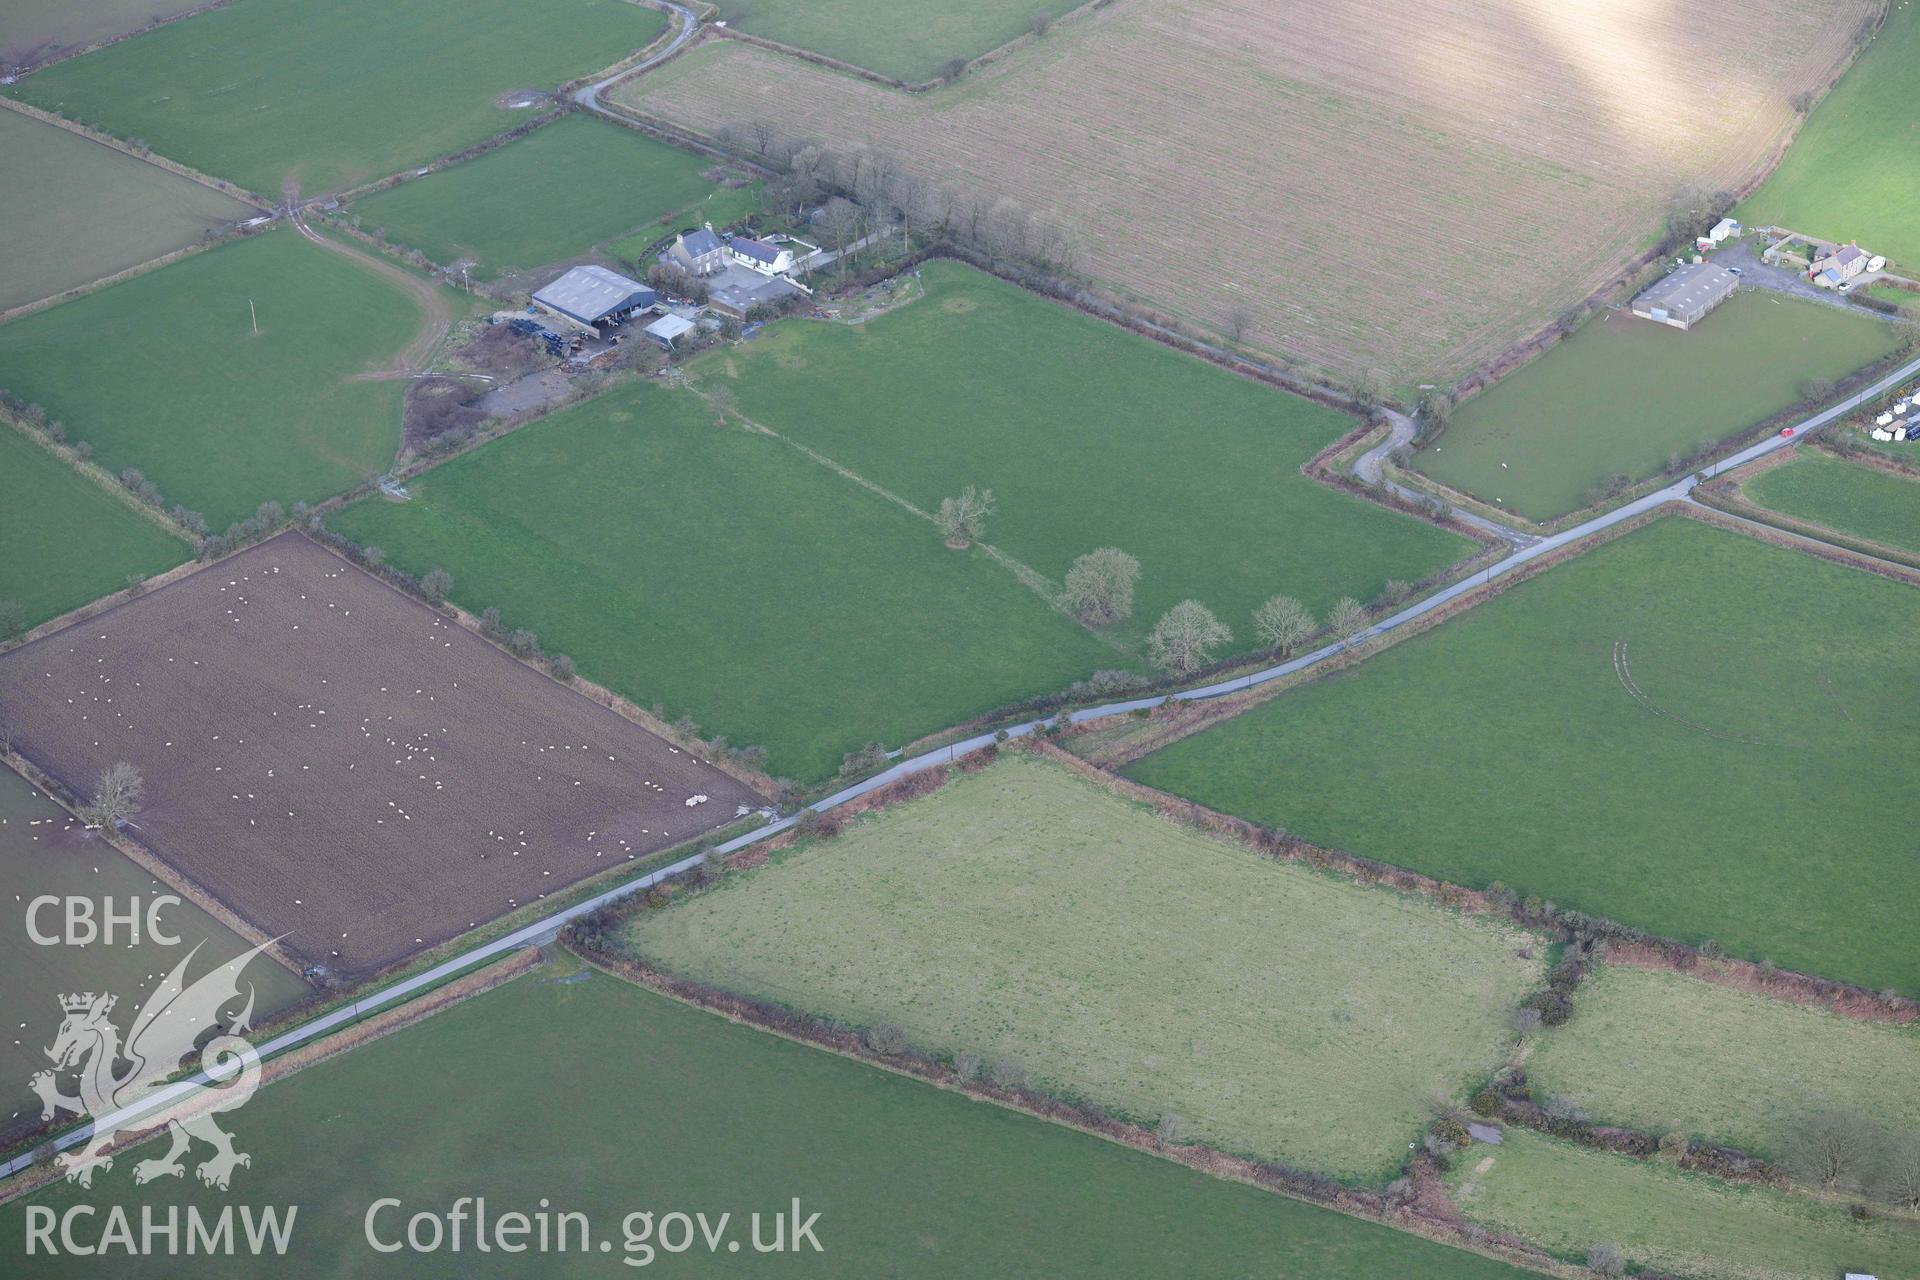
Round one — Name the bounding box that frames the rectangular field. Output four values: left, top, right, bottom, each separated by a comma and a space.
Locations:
2, 0, 206, 69
0, 967, 1537, 1279
0, 108, 252, 311
617, 0, 1873, 385
623, 753, 1543, 1180
1448, 1129, 1919, 1280
710, 0, 1085, 81
1526, 964, 1920, 1162
0, 230, 419, 530
0, 427, 190, 632
1737, 0, 1920, 270
1411, 292, 1901, 519
0, 534, 754, 978
331, 378, 1115, 781
5, 0, 666, 196
1126, 516, 1920, 994
348, 115, 739, 282
0, 762, 308, 1144
1744, 449, 1920, 557
711, 260, 1474, 632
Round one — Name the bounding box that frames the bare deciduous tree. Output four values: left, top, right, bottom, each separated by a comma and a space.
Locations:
420, 567, 453, 601
1062, 548, 1140, 627
936, 486, 994, 547
1586, 1243, 1625, 1277
1029, 12, 1052, 36
1147, 601, 1231, 674
1155, 1113, 1186, 1146
1877, 1131, 1920, 1210
1327, 596, 1366, 640
1786, 1108, 1883, 1192
84, 762, 145, 829
1251, 595, 1315, 656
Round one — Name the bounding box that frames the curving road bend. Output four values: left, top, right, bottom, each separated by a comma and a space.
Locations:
573, 1, 700, 113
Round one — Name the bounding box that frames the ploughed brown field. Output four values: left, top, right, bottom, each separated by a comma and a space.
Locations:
617, 0, 1874, 385
0, 534, 756, 979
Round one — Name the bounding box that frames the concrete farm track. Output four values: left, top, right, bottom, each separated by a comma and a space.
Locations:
12, 347, 1918, 1182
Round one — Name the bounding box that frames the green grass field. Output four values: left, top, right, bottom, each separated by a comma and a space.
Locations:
349, 115, 740, 280
1449, 1129, 1919, 1280
5, 0, 665, 196
0, 230, 418, 530
1127, 516, 1920, 994
0, 428, 189, 629
709, 0, 1083, 81
0, 964, 1537, 1278
331, 379, 1113, 780
0, 109, 251, 310
1736, 0, 1920, 270
623, 754, 1541, 1180
1746, 450, 1920, 556
713, 261, 1473, 633
1411, 293, 1901, 519
0, 763, 307, 1143
1528, 964, 1920, 1162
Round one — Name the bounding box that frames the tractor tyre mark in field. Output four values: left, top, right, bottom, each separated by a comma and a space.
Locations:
1611, 638, 1779, 747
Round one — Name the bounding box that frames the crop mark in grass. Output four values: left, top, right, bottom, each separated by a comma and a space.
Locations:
1611, 638, 1779, 747
690, 382, 1132, 651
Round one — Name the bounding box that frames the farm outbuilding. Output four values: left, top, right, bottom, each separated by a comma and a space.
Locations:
531, 265, 657, 335
644, 312, 696, 349
1630, 262, 1740, 330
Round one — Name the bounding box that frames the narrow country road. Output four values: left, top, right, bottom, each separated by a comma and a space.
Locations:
1351, 409, 1536, 547
573, 1, 699, 114
16, 347, 1917, 1182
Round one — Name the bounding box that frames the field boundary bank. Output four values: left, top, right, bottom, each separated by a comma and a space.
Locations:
1442, 1, 1889, 409
0, 415, 195, 547
0, 97, 269, 208
325, 107, 569, 209
1302, 417, 1514, 548
706, 0, 1119, 93
1023, 736, 1919, 1029
1066, 507, 1674, 768
1679, 497, 1920, 587
2, 0, 241, 75
0, 948, 538, 1204
1697, 448, 1920, 573
0, 745, 304, 978
564, 940, 1577, 1280
0, 233, 252, 328
1403, 334, 1920, 534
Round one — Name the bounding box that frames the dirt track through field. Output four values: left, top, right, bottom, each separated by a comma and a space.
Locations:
0, 533, 755, 978
288, 200, 453, 377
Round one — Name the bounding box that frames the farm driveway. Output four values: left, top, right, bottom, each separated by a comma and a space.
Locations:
288, 201, 456, 376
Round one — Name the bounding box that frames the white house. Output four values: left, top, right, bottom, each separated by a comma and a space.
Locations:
727, 236, 795, 276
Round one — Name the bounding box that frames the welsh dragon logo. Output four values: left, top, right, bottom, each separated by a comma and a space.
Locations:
30, 940, 275, 1190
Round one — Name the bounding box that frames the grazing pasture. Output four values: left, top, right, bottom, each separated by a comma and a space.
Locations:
0, 428, 189, 631
1127, 517, 1920, 994
617, 0, 1874, 384
331, 379, 1113, 781
5, 0, 666, 196
710, 261, 1473, 630
1745, 449, 1920, 557
0, 108, 251, 311
710, 0, 1084, 81
0, 763, 307, 1144
0, 968, 1536, 1279
1528, 964, 1920, 1162
1411, 293, 1900, 519
1737, 0, 1920, 269
349, 115, 737, 281
0, 230, 419, 530
1448, 1129, 1919, 1280
0, 535, 753, 978
624, 754, 1543, 1180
